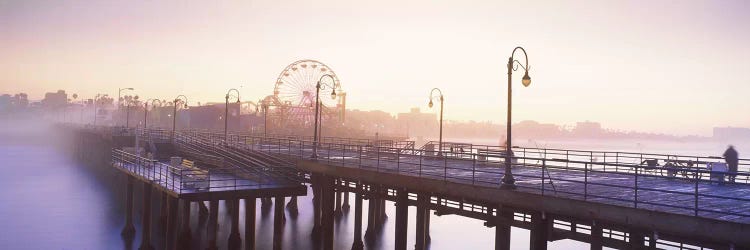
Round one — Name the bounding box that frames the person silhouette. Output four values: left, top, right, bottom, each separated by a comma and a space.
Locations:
723, 145, 739, 183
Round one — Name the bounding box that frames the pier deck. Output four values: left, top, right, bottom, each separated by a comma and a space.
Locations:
261, 144, 750, 223
111, 149, 306, 201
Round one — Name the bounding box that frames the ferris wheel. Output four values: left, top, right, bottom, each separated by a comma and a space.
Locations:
273, 59, 345, 124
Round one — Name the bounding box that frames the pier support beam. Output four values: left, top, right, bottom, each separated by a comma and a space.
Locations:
378, 186, 387, 221
138, 183, 154, 250
273, 196, 285, 250
351, 184, 364, 250
226, 199, 233, 215
425, 205, 431, 242
311, 176, 322, 240
322, 176, 336, 250
245, 197, 256, 250
178, 200, 192, 250
630, 229, 646, 249
378, 186, 388, 219
343, 191, 350, 211
364, 190, 377, 242
165, 196, 178, 250
424, 197, 432, 241
590, 221, 602, 250
341, 180, 350, 211
372, 195, 381, 225
261, 197, 272, 209
335, 189, 343, 216
286, 196, 298, 212
415, 193, 429, 250
206, 199, 219, 250
228, 199, 242, 249
529, 212, 549, 250
160, 192, 168, 231
198, 201, 208, 220
121, 175, 135, 236
648, 232, 657, 249
394, 189, 409, 250
495, 206, 512, 250
371, 185, 386, 225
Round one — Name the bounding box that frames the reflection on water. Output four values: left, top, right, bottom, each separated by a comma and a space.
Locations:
0, 123, 594, 249
0, 123, 126, 250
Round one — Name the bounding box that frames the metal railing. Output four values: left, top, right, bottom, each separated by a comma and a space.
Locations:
111, 149, 276, 194
172, 132, 302, 183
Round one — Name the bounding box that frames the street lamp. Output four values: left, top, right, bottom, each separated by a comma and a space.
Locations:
428, 88, 445, 157
225, 89, 241, 145
256, 99, 269, 137
501, 46, 532, 189
143, 99, 162, 128
311, 74, 339, 159
172, 95, 188, 138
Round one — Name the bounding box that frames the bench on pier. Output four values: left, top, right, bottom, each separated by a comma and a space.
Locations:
637, 158, 732, 182
169, 157, 209, 190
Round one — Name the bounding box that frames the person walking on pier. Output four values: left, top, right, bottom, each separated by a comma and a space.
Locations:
723, 145, 739, 183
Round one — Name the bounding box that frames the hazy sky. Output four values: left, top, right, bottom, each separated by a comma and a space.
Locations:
1, 0, 749, 135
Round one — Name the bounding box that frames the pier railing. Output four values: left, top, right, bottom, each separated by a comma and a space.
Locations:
422, 140, 749, 174
172, 131, 304, 183
111, 149, 276, 194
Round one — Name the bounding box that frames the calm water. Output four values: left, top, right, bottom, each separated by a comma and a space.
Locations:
13, 122, 733, 249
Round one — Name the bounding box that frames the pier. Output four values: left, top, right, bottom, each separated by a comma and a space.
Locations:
69, 125, 750, 249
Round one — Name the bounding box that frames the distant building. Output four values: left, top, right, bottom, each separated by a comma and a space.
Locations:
188, 103, 241, 131
397, 108, 437, 138
514, 120, 563, 139
713, 127, 750, 140
42, 90, 67, 110
573, 121, 603, 137
347, 109, 397, 136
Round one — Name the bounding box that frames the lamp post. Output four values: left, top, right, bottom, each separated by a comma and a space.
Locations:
172, 95, 188, 138
256, 100, 269, 137
311, 74, 339, 159
428, 88, 445, 157
501, 46, 532, 189
225, 89, 241, 145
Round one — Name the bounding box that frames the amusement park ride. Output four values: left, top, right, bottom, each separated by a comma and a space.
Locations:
253, 59, 347, 135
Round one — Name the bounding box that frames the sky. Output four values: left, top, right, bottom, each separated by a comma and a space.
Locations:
1, 0, 749, 136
